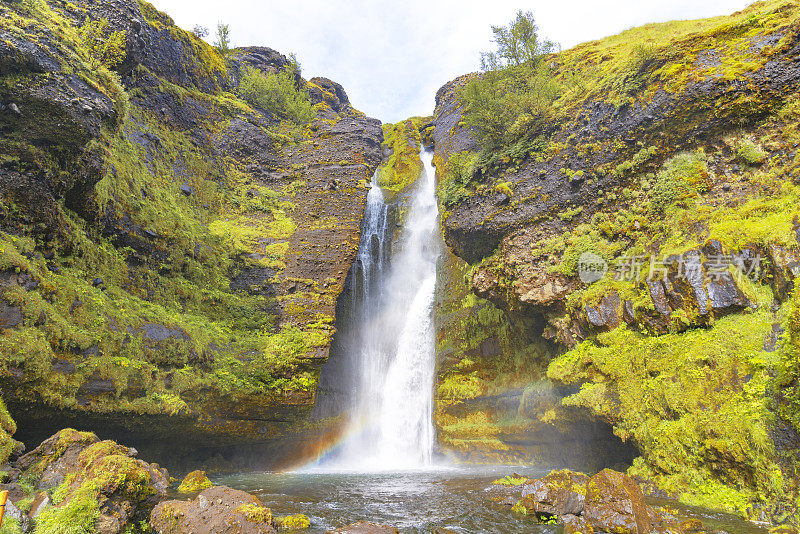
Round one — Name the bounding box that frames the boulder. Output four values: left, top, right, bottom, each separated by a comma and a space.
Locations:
274, 514, 311, 530
150, 486, 276, 534
327, 522, 399, 534
35, 439, 169, 532
14, 428, 98, 491
520, 470, 589, 516
561, 513, 595, 534
583, 469, 653, 534
178, 469, 213, 494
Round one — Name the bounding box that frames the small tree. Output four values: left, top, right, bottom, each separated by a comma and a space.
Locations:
192, 25, 209, 39
238, 66, 314, 125
480, 10, 556, 71
215, 23, 231, 55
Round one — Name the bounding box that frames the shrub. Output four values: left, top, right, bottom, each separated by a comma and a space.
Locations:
648, 150, 709, 215
238, 66, 314, 125
460, 11, 562, 155
737, 137, 767, 165
79, 18, 126, 69
439, 151, 478, 207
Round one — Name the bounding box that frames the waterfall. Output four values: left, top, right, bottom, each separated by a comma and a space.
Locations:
315, 148, 441, 471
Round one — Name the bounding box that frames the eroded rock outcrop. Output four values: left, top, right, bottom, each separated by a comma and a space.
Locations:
0, 0, 382, 469
432, 0, 800, 521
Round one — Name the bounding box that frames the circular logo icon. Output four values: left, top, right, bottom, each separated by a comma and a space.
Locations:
578, 252, 608, 284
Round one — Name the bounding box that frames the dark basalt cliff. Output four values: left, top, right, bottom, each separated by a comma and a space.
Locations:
431, 0, 800, 521
0, 0, 382, 468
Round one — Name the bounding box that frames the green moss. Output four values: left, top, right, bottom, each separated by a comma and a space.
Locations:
548, 309, 784, 517
439, 151, 479, 208
376, 118, 427, 197
274, 514, 311, 530
648, 150, 709, 216
177, 470, 213, 494
34, 490, 99, 534
737, 137, 768, 165
234, 502, 271, 523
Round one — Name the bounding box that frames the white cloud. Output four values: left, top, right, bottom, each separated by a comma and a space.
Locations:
150, 0, 753, 122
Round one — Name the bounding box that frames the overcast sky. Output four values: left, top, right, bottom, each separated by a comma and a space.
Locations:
151, 0, 752, 123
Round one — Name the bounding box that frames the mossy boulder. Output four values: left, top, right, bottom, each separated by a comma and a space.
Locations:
31, 436, 169, 533
150, 485, 276, 533
501, 469, 680, 534
14, 428, 99, 492
274, 514, 311, 530
177, 469, 213, 494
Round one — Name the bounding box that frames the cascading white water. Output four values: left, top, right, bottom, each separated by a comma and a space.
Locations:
319, 148, 441, 471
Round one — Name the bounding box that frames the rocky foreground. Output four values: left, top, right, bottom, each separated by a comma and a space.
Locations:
1, 425, 796, 533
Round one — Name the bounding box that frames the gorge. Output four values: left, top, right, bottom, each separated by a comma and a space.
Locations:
1, 0, 800, 532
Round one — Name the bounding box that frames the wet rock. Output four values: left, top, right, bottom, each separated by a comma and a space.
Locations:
14, 428, 99, 491
767, 244, 800, 302
585, 291, 620, 329
765, 323, 787, 352
583, 469, 655, 534
622, 300, 636, 325
51, 358, 76, 375
4, 499, 31, 531
178, 469, 213, 494
0, 301, 23, 329
705, 271, 750, 314
327, 522, 399, 534
15, 434, 168, 533
150, 486, 275, 534
29, 491, 50, 518
561, 513, 594, 534
647, 281, 671, 316
520, 469, 589, 516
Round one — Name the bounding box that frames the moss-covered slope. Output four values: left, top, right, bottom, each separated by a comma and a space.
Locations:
0, 0, 382, 468
433, 0, 800, 522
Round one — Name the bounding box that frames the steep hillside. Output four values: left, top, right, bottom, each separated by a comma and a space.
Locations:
432, 0, 800, 521
0, 0, 382, 467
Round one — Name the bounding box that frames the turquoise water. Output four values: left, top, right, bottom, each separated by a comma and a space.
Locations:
216, 467, 766, 534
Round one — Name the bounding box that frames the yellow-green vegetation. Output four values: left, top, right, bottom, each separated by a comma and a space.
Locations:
523, 112, 800, 518
238, 65, 315, 125
375, 118, 427, 197
177, 470, 213, 493
34, 492, 99, 534
438, 151, 479, 208
434, 252, 553, 461
0, 0, 336, 430
458, 0, 800, 169
0, 398, 18, 465
79, 18, 126, 69
274, 514, 312, 530
439, 2, 800, 517
235, 502, 272, 523
549, 307, 783, 516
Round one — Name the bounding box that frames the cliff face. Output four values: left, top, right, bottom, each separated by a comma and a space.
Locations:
432, 0, 800, 521
0, 0, 382, 467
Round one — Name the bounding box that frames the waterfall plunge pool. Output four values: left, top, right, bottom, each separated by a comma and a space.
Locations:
215, 467, 766, 534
